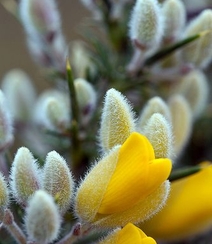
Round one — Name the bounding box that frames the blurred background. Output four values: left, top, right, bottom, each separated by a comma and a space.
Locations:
0, 1, 88, 89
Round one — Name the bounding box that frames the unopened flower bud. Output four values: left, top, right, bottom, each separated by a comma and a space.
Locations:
25, 190, 61, 244
74, 78, 97, 125
1, 69, 36, 121
69, 41, 96, 79
19, 0, 61, 39
10, 147, 41, 205
99, 89, 135, 152
140, 163, 212, 241
75, 132, 171, 228
176, 69, 209, 119
129, 0, 164, 53
34, 90, 70, 132
182, 9, 212, 69
143, 113, 173, 159
42, 151, 74, 213
169, 95, 192, 156
162, 0, 186, 42
137, 96, 171, 131
0, 172, 9, 210
99, 223, 156, 244
0, 90, 13, 150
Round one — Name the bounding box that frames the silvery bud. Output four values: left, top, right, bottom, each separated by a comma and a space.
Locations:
34, 90, 70, 133
0, 90, 13, 151
10, 147, 41, 205
1, 69, 36, 121
129, 0, 164, 53
42, 151, 74, 214
25, 190, 61, 244
74, 78, 97, 125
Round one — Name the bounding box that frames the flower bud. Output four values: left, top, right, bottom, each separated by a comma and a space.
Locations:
10, 147, 41, 205
137, 96, 171, 131
168, 95, 192, 156
0, 90, 13, 150
1, 69, 36, 121
175, 69, 209, 119
0, 172, 9, 210
99, 223, 156, 244
34, 89, 70, 132
19, 0, 61, 38
69, 41, 96, 79
142, 113, 173, 159
99, 89, 135, 152
139, 163, 212, 242
129, 0, 164, 53
74, 78, 97, 125
25, 190, 61, 244
42, 151, 74, 213
75, 132, 171, 228
182, 9, 212, 69
162, 0, 186, 42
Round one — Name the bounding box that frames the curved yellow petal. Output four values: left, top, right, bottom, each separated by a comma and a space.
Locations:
139, 164, 212, 241
99, 223, 157, 244
95, 181, 170, 228
98, 133, 155, 214
117, 223, 146, 243
145, 158, 172, 195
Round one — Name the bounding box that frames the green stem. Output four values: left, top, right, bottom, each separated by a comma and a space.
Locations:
144, 32, 208, 66
169, 165, 202, 182
66, 59, 82, 173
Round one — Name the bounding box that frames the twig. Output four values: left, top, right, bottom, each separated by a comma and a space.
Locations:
2, 209, 27, 244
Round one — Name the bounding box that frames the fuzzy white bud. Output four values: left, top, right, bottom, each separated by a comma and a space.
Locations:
182, 9, 212, 69
74, 78, 97, 125
99, 88, 136, 152
162, 0, 186, 42
1, 69, 36, 121
42, 151, 74, 213
10, 147, 41, 205
0, 90, 13, 150
25, 190, 61, 244
129, 0, 164, 52
34, 89, 70, 132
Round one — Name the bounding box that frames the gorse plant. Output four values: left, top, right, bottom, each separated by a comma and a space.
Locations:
0, 0, 212, 243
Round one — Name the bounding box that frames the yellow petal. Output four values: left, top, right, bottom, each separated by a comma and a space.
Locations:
98, 133, 155, 214
117, 223, 157, 244
140, 163, 212, 241
145, 158, 172, 195
99, 223, 157, 244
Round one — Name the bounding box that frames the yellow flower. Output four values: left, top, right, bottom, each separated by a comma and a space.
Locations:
75, 132, 172, 228
99, 223, 156, 244
139, 163, 212, 241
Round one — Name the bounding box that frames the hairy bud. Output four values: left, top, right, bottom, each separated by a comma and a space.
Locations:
99, 89, 135, 152
42, 151, 74, 213
2, 69, 36, 121
129, 0, 164, 53
137, 96, 171, 131
0, 172, 9, 210
34, 90, 70, 132
74, 78, 97, 125
182, 9, 212, 69
10, 147, 41, 205
19, 0, 61, 38
175, 69, 209, 119
162, 0, 186, 42
169, 95, 192, 156
0, 90, 13, 150
142, 113, 173, 159
25, 190, 61, 244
